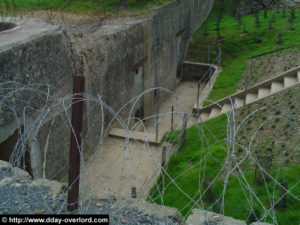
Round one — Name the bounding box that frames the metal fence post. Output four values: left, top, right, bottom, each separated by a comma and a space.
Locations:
249, 60, 253, 86
171, 106, 174, 131
244, 74, 249, 106
131, 187, 137, 198
218, 48, 222, 71
209, 64, 212, 87
161, 145, 167, 176
175, 113, 188, 155
67, 76, 85, 212
197, 80, 200, 108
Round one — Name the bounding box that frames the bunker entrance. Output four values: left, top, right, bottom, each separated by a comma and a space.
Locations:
0, 22, 16, 32
0, 129, 33, 176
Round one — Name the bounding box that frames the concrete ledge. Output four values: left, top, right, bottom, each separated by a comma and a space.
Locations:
250, 222, 273, 225
109, 128, 163, 145
187, 209, 247, 225
111, 197, 184, 223
0, 17, 59, 53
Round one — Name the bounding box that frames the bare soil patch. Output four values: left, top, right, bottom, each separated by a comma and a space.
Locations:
235, 85, 300, 171
237, 46, 300, 90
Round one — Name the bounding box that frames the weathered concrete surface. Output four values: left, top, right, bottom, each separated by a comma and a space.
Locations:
0, 0, 214, 181
187, 209, 247, 225
79, 0, 215, 154
0, 18, 75, 180
250, 222, 273, 225
111, 197, 184, 223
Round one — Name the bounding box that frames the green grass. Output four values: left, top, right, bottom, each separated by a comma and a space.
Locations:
150, 114, 300, 224
150, 115, 228, 216
150, 2, 300, 224
186, 4, 300, 104
0, 0, 172, 14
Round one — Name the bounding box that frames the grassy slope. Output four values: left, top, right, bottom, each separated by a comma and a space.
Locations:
149, 2, 300, 225
186, 4, 300, 103
0, 0, 172, 14
150, 115, 228, 216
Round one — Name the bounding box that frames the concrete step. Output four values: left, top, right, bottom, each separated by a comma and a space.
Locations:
199, 112, 209, 121
246, 93, 258, 104
220, 103, 232, 114
271, 81, 284, 93
257, 87, 271, 98
284, 76, 298, 88
234, 98, 244, 108
297, 71, 300, 82
109, 128, 162, 144
208, 107, 222, 119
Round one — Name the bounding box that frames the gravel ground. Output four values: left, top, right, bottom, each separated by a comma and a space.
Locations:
83, 203, 179, 225
0, 168, 66, 215
0, 167, 180, 225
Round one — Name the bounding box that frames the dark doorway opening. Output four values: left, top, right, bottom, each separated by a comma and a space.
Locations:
0, 129, 33, 176
0, 22, 16, 32
135, 106, 144, 122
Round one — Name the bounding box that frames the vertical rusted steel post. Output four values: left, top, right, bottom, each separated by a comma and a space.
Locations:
67, 76, 85, 212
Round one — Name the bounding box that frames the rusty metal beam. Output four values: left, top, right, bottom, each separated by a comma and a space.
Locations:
176, 29, 185, 37
131, 56, 147, 72
67, 76, 85, 212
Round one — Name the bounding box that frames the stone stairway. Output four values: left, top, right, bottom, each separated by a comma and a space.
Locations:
193, 66, 300, 122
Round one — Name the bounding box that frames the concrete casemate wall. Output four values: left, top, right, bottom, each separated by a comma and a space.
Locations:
80, 0, 214, 153
0, 0, 214, 180
0, 18, 76, 180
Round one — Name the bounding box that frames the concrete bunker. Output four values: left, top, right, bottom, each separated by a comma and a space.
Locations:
0, 0, 215, 181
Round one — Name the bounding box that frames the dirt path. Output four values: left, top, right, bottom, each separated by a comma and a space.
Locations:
81, 74, 219, 200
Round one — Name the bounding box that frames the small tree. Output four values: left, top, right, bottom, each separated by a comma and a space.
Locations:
255, 12, 260, 27
264, 10, 267, 19
254, 154, 272, 185
276, 178, 288, 210
282, 8, 286, 18
203, 25, 208, 36
277, 33, 283, 45
290, 8, 296, 20
243, 24, 247, 34
216, 19, 220, 32
254, 32, 261, 44
271, 14, 276, 23
276, 4, 280, 13
289, 16, 295, 31
237, 14, 242, 29
268, 20, 274, 30
217, 30, 223, 41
